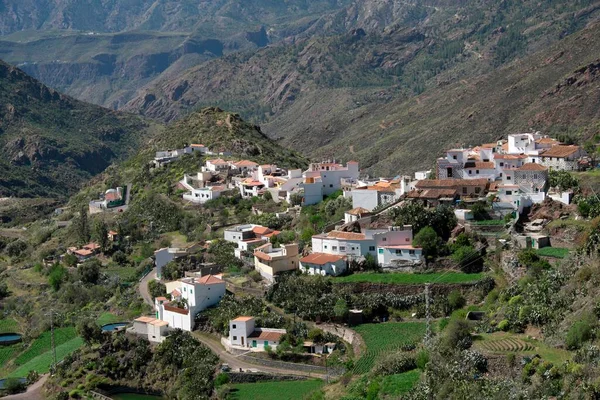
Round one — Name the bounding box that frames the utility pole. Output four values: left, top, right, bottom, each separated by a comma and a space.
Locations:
424, 283, 431, 348
46, 311, 57, 370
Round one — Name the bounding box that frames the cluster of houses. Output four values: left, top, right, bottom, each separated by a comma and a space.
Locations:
179, 158, 361, 206
416, 132, 587, 212
131, 131, 587, 351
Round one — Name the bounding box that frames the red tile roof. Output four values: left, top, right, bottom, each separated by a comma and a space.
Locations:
252, 226, 272, 235
196, 275, 223, 285
248, 330, 284, 341
300, 253, 345, 265
517, 163, 547, 171
346, 207, 372, 216
407, 188, 458, 199
541, 145, 581, 158
233, 316, 255, 322
493, 154, 528, 160
325, 231, 367, 240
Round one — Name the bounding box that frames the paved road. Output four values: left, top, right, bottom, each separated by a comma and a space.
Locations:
192, 332, 326, 379
3, 374, 48, 400
138, 269, 157, 306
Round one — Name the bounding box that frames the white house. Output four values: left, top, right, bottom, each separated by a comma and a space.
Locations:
226, 316, 286, 351
206, 158, 231, 172
254, 243, 299, 282
156, 275, 226, 331
132, 316, 170, 343
351, 180, 403, 211
224, 224, 281, 258
311, 226, 422, 267
300, 253, 347, 276
344, 207, 372, 224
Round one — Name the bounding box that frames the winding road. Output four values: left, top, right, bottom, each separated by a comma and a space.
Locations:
136, 269, 326, 378
2, 374, 48, 400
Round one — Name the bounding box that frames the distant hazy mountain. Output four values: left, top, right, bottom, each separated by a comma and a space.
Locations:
0, 0, 353, 108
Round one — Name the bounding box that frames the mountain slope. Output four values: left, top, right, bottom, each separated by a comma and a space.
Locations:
124, 0, 600, 175
0, 0, 353, 107
0, 59, 158, 198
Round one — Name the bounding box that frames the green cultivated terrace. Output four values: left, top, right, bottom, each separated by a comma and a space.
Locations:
334, 272, 485, 285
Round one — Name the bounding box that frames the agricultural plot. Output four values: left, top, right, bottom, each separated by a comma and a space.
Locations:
229, 379, 323, 400
478, 337, 535, 352
14, 327, 77, 366
0, 318, 19, 334
380, 370, 422, 397
0, 345, 19, 368
335, 272, 484, 285
353, 322, 426, 374
9, 337, 84, 378
536, 247, 569, 259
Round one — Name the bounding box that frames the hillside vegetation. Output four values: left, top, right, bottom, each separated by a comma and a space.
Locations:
0, 60, 158, 198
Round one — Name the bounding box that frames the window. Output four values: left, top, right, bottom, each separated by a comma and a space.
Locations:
324, 245, 328, 249
409, 250, 415, 255
329, 184, 333, 188
378, 248, 384, 254
395, 249, 402, 255
233, 336, 237, 340
476, 170, 479, 174
264, 341, 269, 346
405, 238, 410, 242
382, 237, 387, 242
232, 324, 237, 329
468, 170, 472, 175
533, 174, 538, 179
462, 187, 467, 194
332, 246, 338, 251
475, 187, 481, 194
500, 162, 504, 167
506, 190, 512, 195
369, 246, 375, 251
453, 155, 457, 160
190, 290, 193, 295
507, 176, 511, 180
340, 246, 346, 251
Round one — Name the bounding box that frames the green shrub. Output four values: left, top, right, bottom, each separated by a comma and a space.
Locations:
416, 349, 430, 370
372, 352, 416, 376
214, 373, 230, 387
497, 320, 509, 331
447, 290, 466, 311
566, 320, 594, 350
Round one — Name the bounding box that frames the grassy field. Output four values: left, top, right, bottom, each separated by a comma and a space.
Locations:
105, 266, 138, 281
0, 345, 19, 372
9, 337, 84, 378
0, 318, 19, 334
14, 327, 77, 366
335, 272, 484, 285
229, 379, 323, 400
97, 312, 124, 326
353, 322, 426, 374
536, 247, 569, 259
380, 370, 422, 397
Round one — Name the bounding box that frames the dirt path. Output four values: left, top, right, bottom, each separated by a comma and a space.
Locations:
3, 374, 48, 400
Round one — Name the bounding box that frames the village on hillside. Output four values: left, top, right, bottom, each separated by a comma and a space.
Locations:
2, 130, 597, 399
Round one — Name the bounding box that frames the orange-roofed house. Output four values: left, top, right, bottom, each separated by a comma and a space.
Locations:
227, 316, 287, 351
206, 158, 231, 172
539, 145, 587, 171
253, 243, 299, 282
156, 275, 226, 331
300, 253, 347, 276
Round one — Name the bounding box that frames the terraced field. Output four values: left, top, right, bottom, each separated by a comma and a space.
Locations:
0, 318, 19, 334
478, 337, 535, 353
353, 322, 426, 374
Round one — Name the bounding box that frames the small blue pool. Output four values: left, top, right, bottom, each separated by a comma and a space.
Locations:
0, 378, 26, 390
101, 323, 128, 332
0, 333, 22, 345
